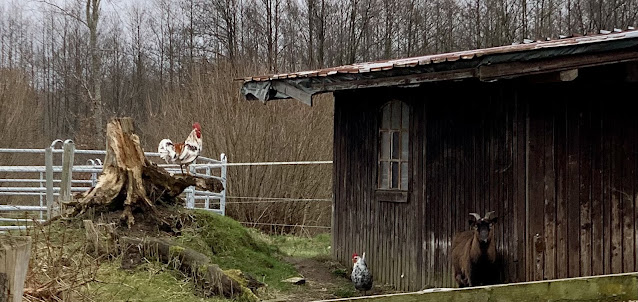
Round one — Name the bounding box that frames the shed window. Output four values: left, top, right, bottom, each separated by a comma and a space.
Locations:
378, 101, 409, 190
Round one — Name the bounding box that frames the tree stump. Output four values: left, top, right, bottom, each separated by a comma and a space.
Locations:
68, 118, 223, 228
0, 235, 32, 302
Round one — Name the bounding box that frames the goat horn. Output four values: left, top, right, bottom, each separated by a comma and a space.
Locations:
469, 213, 481, 221
484, 211, 496, 220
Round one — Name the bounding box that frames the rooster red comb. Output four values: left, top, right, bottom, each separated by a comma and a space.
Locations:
192, 122, 201, 130
352, 253, 359, 258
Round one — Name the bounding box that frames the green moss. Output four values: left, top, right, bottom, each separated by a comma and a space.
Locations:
333, 286, 358, 298
332, 268, 348, 278
169, 245, 186, 256
223, 269, 259, 302
31, 211, 317, 300
224, 269, 247, 287
175, 210, 298, 292
94, 261, 224, 302
95, 261, 257, 302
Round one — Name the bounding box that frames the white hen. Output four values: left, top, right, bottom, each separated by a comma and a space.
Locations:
351, 252, 373, 295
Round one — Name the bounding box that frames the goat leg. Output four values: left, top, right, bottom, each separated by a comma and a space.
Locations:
465, 267, 473, 287
455, 273, 469, 288
454, 274, 465, 287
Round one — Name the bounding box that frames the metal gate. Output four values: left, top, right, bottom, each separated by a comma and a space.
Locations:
0, 139, 227, 232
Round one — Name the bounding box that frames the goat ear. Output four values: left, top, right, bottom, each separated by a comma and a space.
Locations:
490, 217, 498, 224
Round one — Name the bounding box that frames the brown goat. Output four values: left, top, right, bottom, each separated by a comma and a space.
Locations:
451, 211, 499, 288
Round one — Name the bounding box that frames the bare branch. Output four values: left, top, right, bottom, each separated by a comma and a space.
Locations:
37, 0, 88, 27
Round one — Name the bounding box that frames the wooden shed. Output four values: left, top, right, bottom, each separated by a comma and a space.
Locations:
240, 29, 638, 291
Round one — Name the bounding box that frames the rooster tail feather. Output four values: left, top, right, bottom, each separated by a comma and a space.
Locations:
158, 139, 176, 163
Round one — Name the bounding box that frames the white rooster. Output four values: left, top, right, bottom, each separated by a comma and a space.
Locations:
158, 122, 202, 174
351, 252, 373, 295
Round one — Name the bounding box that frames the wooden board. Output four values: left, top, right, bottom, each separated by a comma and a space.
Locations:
590, 99, 604, 276
566, 103, 581, 278
527, 100, 546, 281
554, 97, 568, 279
579, 100, 592, 277
543, 99, 556, 281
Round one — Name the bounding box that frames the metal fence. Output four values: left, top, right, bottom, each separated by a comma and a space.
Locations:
0, 139, 227, 231
217, 160, 334, 233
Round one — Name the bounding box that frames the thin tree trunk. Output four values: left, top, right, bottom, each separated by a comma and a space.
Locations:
87, 0, 103, 138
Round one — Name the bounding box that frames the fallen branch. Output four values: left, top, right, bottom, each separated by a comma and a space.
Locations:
120, 236, 244, 299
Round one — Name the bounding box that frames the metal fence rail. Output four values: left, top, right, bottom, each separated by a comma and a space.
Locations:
2, 140, 337, 233
0, 139, 227, 231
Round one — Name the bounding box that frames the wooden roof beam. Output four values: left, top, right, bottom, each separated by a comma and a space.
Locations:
478, 50, 638, 81
311, 68, 477, 92
524, 69, 579, 83
271, 81, 313, 106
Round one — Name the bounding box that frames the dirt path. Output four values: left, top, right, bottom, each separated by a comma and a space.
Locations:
270, 257, 397, 302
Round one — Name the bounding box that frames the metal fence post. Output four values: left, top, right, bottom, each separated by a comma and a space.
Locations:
220, 153, 227, 216
205, 166, 211, 210
187, 163, 195, 209
87, 159, 99, 187
39, 172, 44, 220
45, 146, 54, 220
58, 140, 75, 215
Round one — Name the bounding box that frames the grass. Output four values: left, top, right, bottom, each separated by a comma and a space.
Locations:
331, 268, 348, 278
83, 210, 306, 301
92, 261, 223, 302
175, 210, 300, 292
332, 286, 358, 298
19, 210, 336, 301
266, 232, 360, 299
269, 233, 331, 258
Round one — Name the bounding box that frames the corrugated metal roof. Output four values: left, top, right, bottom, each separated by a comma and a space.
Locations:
241, 28, 638, 83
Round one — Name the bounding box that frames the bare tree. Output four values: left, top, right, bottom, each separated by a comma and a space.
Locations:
87, 0, 103, 137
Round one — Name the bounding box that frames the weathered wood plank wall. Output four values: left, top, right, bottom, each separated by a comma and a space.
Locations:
333, 67, 638, 291
333, 90, 423, 291
421, 82, 521, 287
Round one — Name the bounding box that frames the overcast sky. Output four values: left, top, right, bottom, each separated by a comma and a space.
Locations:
3, 0, 141, 24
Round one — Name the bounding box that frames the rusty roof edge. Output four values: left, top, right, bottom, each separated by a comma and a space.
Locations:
478, 34, 638, 66
241, 34, 638, 103
240, 29, 638, 84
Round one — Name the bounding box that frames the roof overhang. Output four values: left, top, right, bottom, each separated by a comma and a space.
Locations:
240, 30, 638, 105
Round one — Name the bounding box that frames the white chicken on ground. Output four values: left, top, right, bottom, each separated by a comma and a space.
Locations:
351, 252, 373, 295
158, 122, 202, 174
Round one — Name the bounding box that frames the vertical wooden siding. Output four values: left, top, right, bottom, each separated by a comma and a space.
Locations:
525, 80, 638, 281
420, 82, 523, 287
333, 76, 638, 291
333, 89, 422, 292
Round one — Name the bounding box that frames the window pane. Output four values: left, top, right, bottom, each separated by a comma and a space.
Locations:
381, 105, 391, 129
401, 162, 408, 189
391, 162, 399, 188
380, 161, 389, 189
391, 102, 401, 129
379, 101, 410, 191
402, 103, 409, 129
381, 131, 391, 159
401, 131, 409, 159
392, 131, 399, 159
